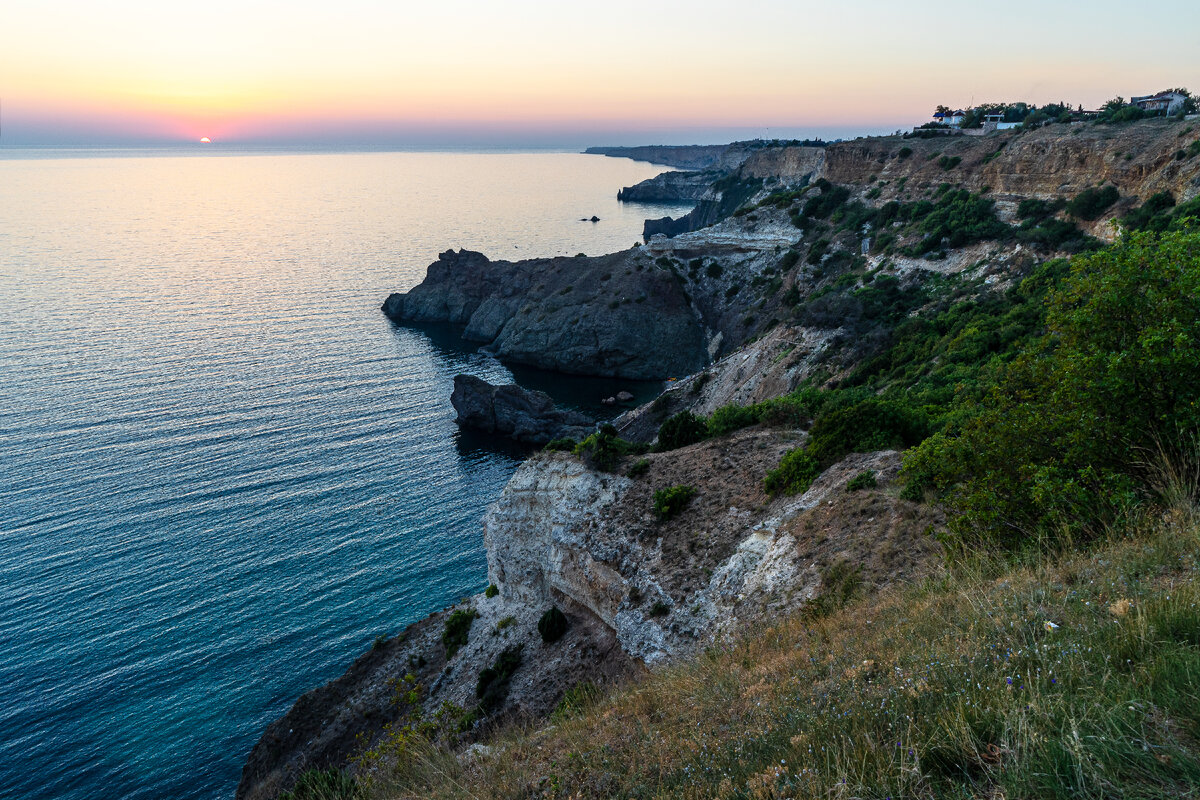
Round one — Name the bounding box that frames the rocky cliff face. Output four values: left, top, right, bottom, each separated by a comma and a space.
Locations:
585, 142, 762, 171
382, 249, 710, 379
617, 169, 720, 202
820, 119, 1200, 219
237, 431, 943, 800
485, 436, 942, 663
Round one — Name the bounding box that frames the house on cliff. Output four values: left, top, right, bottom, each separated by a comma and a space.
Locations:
932, 109, 966, 126
1131, 91, 1188, 115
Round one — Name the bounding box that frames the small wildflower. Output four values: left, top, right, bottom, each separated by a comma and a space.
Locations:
1043, 621, 1059, 631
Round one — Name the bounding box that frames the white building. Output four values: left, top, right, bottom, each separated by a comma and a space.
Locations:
1131, 91, 1188, 115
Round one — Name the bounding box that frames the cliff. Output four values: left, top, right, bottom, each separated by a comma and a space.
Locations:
616, 168, 720, 202
382, 249, 709, 379
820, 119, 1200, 216
237, 430, 942, 800
244, 117, 1200, 798
585, 143, 759, 170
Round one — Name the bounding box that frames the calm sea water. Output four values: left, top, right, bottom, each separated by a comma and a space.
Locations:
0, 148, 689, 800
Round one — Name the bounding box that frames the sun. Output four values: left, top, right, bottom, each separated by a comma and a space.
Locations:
199, 137, 211, 144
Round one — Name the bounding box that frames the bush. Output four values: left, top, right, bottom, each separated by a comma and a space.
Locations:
655, 411, 708, 451
707, 404, 758, 437
574, 424, 645, 471
442, 608, 479, 659
802, 185, 851, 220
903, 189, 1009, 255
537, 606, 569, 643
846, 470, 877, 491
279, 769, 361, 800
648, 601, 670, 617
904, 229, 1200, 548
476, 645, 523, 713
543, 437, 576, 452
764, 448, 820, 496
705, 262, 724, 279
1122, 191, 1177, 232
653, 485, 696, 520
937, 155, 962, 170
626, 458, 650, 478
485, 584, 499, 599
1066, 185, 1120, 220
806, 397, 930, 468
897, 146, 913, 159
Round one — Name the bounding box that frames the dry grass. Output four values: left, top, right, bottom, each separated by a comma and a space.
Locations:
355, 503, 1200, 800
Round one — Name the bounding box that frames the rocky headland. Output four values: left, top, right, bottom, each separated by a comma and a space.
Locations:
241, 117, 1200, 799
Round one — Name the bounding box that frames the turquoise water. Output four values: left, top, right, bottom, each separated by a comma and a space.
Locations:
0, 149, 688, 800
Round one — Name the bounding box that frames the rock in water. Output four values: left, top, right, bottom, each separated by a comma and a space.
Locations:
451, 375, 595, 445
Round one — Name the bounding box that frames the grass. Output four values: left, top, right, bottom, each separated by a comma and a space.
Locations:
358, 503, 1200, 799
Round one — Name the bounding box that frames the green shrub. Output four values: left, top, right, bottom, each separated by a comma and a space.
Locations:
707, 404, 758, 437
552, 680, 601, 720
903, 228, 1200, 549
806, 397, 930, 468
574, 424, 645, 471
648, 601, 670, 617
626, 458, 650, 478
1066, 185, 1119, 220
279, 768, 361, 800
476, 645, 523, 713
807, 237, 830, 265
537, 606, 569, 643
846, 470, 877, 491
485, 584, 499, 599
897, 146, 913, 159
655, 411, 708, 451
543, 437, 577, 452
754, 395, 811, 427
653, 485, 696, 520
779, 249, 801, 270
802, 184, 851, 219
1122, 191, 1177, 231
937, 155, 962, 170
801, 560, 862, 620
442, 608, 479, 659
764, 448, 820, 496
706, 263, 724, 279
902, 189, 1009, 255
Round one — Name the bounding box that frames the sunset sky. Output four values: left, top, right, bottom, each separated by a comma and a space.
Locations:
4, 0, 1198, 146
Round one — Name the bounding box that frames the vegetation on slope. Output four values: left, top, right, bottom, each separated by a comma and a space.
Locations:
286, 207, 1200, 800
356, 503, 1200, 800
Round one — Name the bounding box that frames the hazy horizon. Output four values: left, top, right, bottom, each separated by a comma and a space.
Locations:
4, 0, 1197, 148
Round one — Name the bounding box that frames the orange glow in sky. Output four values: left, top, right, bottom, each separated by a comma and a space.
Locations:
4, 0, 1197, 145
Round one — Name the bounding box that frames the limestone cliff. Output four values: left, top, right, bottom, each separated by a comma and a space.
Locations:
820, 119, 1200, 220
485, 436, 941, 663
237, 432, 942, 800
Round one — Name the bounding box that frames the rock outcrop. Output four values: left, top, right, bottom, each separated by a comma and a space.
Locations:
617, 169, 720, 203
236, 590, 635, 800
451, 375, 595, 445
585, 143, 754, 170
485, 434, 942, 663
819, 119, 1200, 221
382, 249, 710, 379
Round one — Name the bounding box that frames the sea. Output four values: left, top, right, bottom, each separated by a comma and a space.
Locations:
0, 146, 692, 800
